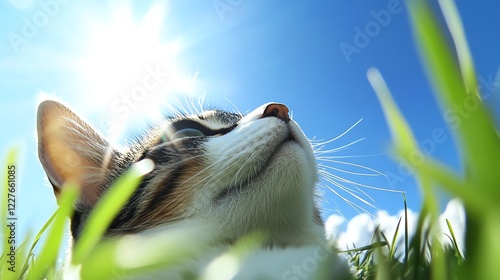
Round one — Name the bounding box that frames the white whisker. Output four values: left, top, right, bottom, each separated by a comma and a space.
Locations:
316, 153, 386, 159
318, 164, 380, 177
309, 118, 363, 146
314, 138, 365, 155
225, 98, 243, 117
319, 169, 403, 193
321, 174, 376, 209
197, 92, 206, 115
317, 160, 386, 177
320, 181, 376, 218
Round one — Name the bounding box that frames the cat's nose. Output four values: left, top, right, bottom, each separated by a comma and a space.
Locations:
262, 103, 290, 122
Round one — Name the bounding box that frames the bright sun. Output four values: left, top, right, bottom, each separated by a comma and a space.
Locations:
77, 2, 195, 143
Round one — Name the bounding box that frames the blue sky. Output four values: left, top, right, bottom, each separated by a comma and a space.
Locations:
1, 0, 499, 241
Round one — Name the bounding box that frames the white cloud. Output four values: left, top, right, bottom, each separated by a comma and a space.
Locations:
326, 199, 465, 257
324, 214, 345, 240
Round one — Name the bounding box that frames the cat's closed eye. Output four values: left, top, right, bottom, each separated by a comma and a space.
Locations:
171, 128, 205, 139
159, 118, 238, 144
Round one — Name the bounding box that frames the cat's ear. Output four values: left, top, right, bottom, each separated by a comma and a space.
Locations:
37, 100, 116, 206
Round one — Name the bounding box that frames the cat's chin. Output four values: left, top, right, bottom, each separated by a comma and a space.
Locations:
210, 118, 317, 202
213, 138, 313, 202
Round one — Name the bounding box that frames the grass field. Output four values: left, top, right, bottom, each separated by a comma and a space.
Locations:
2, 0, 499, 279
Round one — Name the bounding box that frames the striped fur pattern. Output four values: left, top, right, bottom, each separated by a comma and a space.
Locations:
37, 100, 325, 248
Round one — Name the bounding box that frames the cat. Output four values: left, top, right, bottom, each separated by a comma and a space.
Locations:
37, 99, 351, 279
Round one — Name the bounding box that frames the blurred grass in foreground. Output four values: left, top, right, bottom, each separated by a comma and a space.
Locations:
1, 0, 499, 279
354, 0, 500, 279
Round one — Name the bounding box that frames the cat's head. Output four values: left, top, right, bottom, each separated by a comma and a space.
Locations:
37, 100, 323, 247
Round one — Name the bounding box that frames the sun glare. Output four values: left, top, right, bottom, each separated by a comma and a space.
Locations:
77, 2, 195, 142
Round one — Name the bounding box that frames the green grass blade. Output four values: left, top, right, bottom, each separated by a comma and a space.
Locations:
408, 202, 429, 280
367, 68, 419, 157
438, 0, 478, 96
26, 183, 79, 280
340, 241, 387, 254
13, 240, 30, 279
19, 210, 59, 278
72, 159, 154, 264
420, 174, 446, 280
374, 229, 390, 280
403, 194, 409, 265
378, 230, 391, 252
406, 0, 500, 186
445, 219, 464, 263
388, 217, 401, 262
